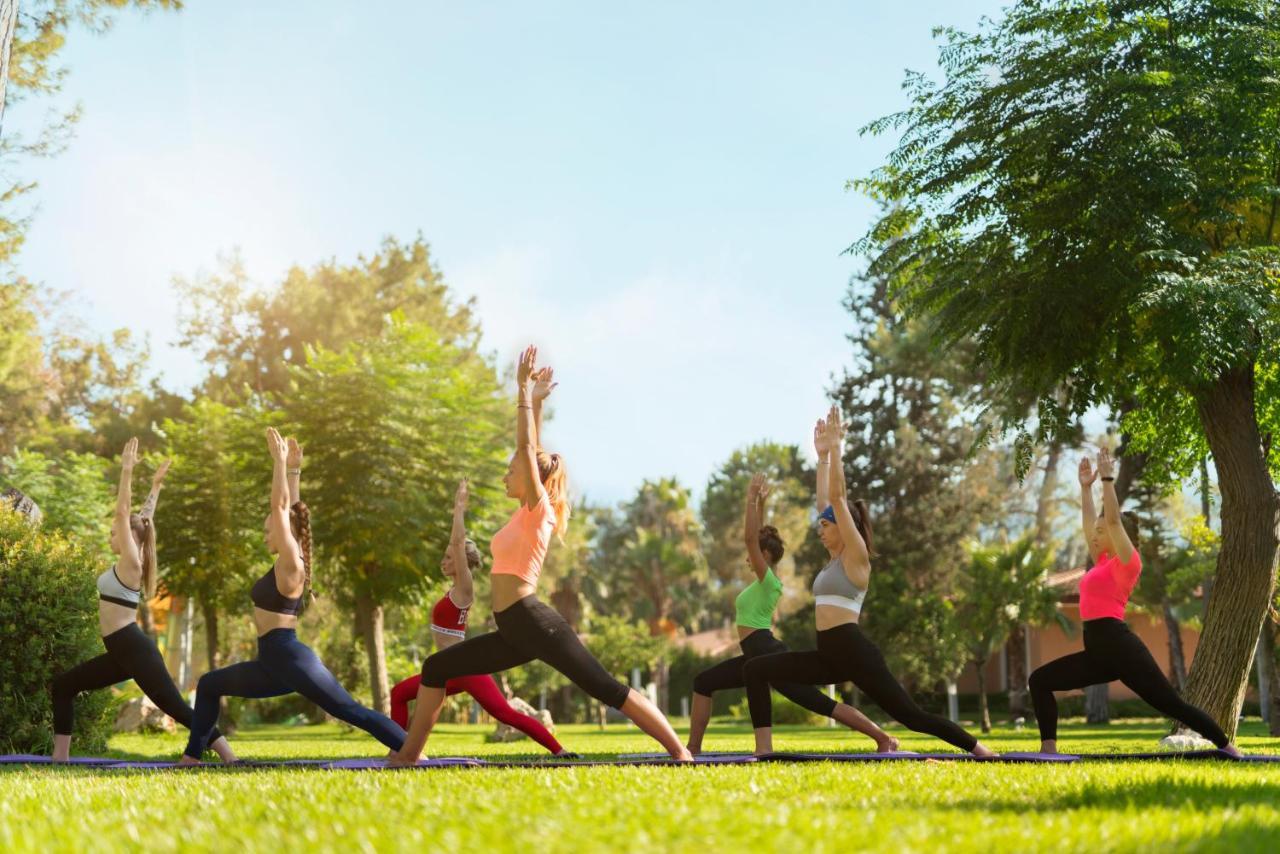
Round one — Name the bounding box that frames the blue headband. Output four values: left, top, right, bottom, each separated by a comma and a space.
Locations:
818, 505, 836, 524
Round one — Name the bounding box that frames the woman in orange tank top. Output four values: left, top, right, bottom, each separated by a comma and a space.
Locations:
390, 346, 691, 764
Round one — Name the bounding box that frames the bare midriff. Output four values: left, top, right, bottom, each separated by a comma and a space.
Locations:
492, 574, 537, 613
254, 608, 299, 637
98, 601, 138, 637
815, 605, 860, 632
737, 625, 761, 641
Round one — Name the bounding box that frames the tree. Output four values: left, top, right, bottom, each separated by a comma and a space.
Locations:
955, 538, 1060, 732
595, 478, 708, 710
0, 447, 111, 550
285, 319, 507, 714
586, 614, 668, 726
157, 398, 264, 673
176, 237, 482, 400
857, 0, 1280, 738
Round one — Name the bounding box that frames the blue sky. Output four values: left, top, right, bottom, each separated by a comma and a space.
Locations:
14, 0, 1009, 505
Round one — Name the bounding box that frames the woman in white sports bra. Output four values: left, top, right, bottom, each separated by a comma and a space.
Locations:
50, 438, 236, 762
741, 407, 994, 757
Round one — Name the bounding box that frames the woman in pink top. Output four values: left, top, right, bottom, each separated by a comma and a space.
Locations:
1028, 449, 1240, 756
390, 346, 691, 764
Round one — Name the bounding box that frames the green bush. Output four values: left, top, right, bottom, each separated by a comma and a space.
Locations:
728, 690, 828, 726
0, 509, 115, 754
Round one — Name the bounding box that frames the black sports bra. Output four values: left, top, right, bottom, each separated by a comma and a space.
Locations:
251, 566, 304, 616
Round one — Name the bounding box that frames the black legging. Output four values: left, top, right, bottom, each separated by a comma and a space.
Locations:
421, 595, 630, 709
184, 628, 406, 758
743, 622, 978, 752
693, 629, 838, 719
52, 623, 221, 743
1028, 617, 1229, 747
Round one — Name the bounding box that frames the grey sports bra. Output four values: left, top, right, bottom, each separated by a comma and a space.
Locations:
98, 565, 140, 609
812, 555, 865, 614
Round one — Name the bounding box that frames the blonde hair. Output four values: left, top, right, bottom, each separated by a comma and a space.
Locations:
536, 450, 570, 538
129, 514, 158, 600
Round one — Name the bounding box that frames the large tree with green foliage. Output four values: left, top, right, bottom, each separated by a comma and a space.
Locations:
1, 447, 110, 549
285, 319, 507, 713
858, 0, 1280, 736
157, 398, 265, 672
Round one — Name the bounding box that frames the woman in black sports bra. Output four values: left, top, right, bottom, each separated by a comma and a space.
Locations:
180, 429, 406, 762
51, 438, 236, 762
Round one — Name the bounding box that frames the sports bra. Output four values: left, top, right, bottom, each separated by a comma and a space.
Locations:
97, 565, 140, 609
251, 566, 304, 617
812, 555, 866, 615
430, 589, 470, 638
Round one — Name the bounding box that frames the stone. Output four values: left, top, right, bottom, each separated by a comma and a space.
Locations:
114, 696, 177, 734
489, 696, 555, 743
1158, 733, 1214, 752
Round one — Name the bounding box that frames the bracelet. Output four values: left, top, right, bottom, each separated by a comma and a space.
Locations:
288, 468, 301, 476
1101, 476, 1115, 482
517, 404, 533, 410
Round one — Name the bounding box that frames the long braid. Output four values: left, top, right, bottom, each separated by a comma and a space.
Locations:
290, 501, 314, 608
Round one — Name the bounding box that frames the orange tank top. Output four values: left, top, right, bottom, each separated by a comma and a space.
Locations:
490, 494, 556, 585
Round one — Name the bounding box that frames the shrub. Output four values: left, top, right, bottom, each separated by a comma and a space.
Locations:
728, 691, 828, 726
0, 509, 115, 753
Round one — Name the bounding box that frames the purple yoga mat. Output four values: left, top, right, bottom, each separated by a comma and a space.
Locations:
619, 752, 756, 762
1074, 749, 1237, 762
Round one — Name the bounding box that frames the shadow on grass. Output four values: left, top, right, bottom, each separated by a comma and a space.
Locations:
933, 773, 1280, 815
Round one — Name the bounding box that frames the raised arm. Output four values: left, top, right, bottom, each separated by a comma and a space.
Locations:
532, 366, 557, 443
826, 406, 870, 588
1078, 456, 1101, 563
448, 479, 474, 606
514, 346, 546, 509
113, 438, 142, 572
814, 417, 832, 514
743, 473, 770, 581
286, 438, 303, 506
1096, 448, 1136, 563
266, 428, 304, 579
138, 458, 171, 521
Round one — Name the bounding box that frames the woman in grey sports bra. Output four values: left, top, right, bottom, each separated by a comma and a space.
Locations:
741, 406, 994, 757
50, 438, 237, 762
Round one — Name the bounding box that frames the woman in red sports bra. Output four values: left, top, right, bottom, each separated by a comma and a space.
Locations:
388, 478, 569, 755
1028, 448, 1241, 756
390, 346, 691, 764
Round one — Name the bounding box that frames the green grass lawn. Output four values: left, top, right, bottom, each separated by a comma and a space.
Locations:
3, 719, 1279, 853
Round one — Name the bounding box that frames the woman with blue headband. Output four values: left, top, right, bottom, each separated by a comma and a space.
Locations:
741, 406, 994, 757
685, 472, 898, 754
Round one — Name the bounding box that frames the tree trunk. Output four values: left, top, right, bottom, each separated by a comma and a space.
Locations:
975, 658, 991, 734
1084, 684, 1111, 725
355, 592, 390, 715
1264, 617, 1280, 737
1163, 600, 1187, 692
201, 599, 220, 671
0, 0, 18, 138
1183, 367, 1280, 740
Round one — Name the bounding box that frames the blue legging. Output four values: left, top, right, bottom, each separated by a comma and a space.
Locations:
184, 628, 406, 758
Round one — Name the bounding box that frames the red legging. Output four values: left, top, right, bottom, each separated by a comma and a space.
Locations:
389, 673, 563, 754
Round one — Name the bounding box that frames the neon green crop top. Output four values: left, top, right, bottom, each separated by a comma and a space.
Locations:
734, 568, 783, 630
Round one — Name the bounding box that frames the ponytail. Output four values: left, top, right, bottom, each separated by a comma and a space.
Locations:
852, 499, 875, 557
536, 451, 571, 539
130, 513, 158, 600
290, 501, 315, 608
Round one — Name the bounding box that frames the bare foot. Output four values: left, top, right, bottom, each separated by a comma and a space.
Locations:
177, 756, 201, 766
685, 743, 702, 756
875, 736, 900, 753
971, 743, 997, 758
386, 751, 419, 768
1222, 744, 1244, 759
1040, 740, 1058, 755
671, 747, 694, 763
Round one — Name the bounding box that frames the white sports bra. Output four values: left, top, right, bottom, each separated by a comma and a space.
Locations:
97, 565, 140, 609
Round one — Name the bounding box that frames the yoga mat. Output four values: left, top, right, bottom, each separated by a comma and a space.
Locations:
3, 750, 1273, 769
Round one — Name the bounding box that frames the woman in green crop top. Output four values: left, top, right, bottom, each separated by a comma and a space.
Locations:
685, 474, 898, 754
